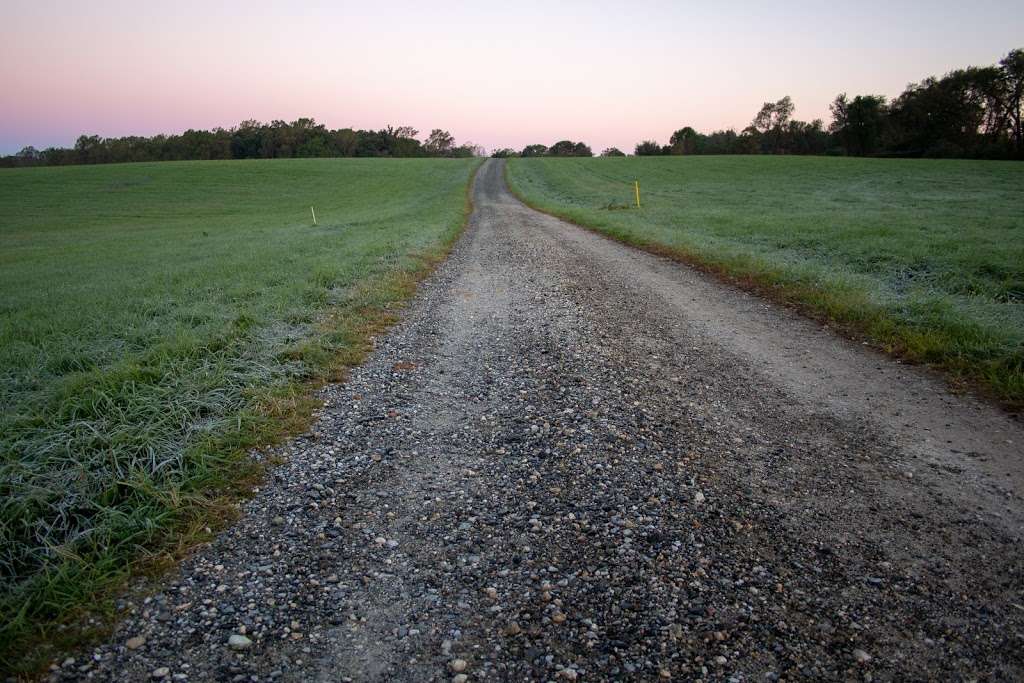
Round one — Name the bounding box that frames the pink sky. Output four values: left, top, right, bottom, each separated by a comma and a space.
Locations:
1, 0, 1021, 154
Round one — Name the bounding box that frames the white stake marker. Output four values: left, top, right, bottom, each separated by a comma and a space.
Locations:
311, 206, 317, 226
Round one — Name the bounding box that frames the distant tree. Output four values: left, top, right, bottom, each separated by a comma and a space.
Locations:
42, 146, 76, 165
548, 140, 579, 156
668, 127, 697, 155
787, 119, 830, 155
750, 96, 795, 153
331, 128, 359, 156
0, 145, 44, 168
885, 71, 999, 157
1002, 49, 1024, 152
634, 140, 662, 156
521, 144, 548, 157
74, 135, 107, 164
230, 120, 263, 158
600, 147, 625, 156
381, 125, 422, 157
830, 94, 887, 155
15, 146, 40, 161
696, 128, 758, 154
352, 129, 379, 156
491, 148, 519, 158
451, 142, 485, 158
424, 129, 455, 156
572, 142, 593, 156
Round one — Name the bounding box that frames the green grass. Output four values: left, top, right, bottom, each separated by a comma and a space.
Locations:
0, 157, 480, 671
507, 156, 1024, 405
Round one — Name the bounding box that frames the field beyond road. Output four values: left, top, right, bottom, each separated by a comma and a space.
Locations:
0, 157, 479, 669
506, 156, 1024, 405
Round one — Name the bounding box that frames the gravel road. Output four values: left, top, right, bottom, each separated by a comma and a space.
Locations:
57, 159, 1023, 682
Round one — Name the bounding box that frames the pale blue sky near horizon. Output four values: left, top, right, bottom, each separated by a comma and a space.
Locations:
0, 0, 1021, 154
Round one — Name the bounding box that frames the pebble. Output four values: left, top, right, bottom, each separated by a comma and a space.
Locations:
126, 636, 146, 650
853, 649, 872, 664
449, 658, 468, 673
151, 667, 170, 679
228, 634, 252, 650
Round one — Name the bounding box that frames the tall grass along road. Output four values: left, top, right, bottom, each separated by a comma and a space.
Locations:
63, 160, 1024, 681
507, 155, 1024, 407
0, 157, 481, 671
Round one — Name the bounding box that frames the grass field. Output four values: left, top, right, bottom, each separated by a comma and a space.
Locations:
507, 156, 1024, 406
0, 157, 480, 668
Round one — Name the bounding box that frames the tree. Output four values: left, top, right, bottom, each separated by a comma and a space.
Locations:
830, 94, 887, 155
787, 119, 830, 155
887, 72, 994, 156
451, 142, 485, 158
600, 147, 625, 156
331, 128, 359, 157
387, 127, 423, 157
521, 144, 548, 157
548, 140, 579, 156
491, 148, 519, 158
572, 142, 593, 156
700, 129, 759, 154
669, 127, 697, 155
15, 146, 40, 161
230, 120, 263, 158
634, 140, 662, 155
424, 129, 455, 156
1000, 48, 1024, 151
74, 135, 106, 164
750, 96, 795, 153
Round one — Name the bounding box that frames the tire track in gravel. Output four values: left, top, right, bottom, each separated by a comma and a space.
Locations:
65, 159, 1023, 682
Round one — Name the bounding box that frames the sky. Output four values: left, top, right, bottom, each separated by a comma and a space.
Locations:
1, 0, 1022, 155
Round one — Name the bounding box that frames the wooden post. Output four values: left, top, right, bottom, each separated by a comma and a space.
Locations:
634, 181, 641, 209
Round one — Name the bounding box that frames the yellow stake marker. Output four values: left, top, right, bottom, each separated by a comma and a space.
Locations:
634, 180, 641, 209
311, 206, 318, 226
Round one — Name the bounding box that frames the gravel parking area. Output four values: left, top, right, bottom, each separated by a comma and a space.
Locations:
56, 159, 1024, 682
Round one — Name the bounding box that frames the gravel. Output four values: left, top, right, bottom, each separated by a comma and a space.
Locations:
50, 160, 1024, 681
227, 636, 252, 651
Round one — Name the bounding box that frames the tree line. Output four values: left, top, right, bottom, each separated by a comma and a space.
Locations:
490, 140, 594, 158
626, 97, 832, 157
500, 48, 1022, 160
3, 48, 1020, 167
0, 120, 484, 167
